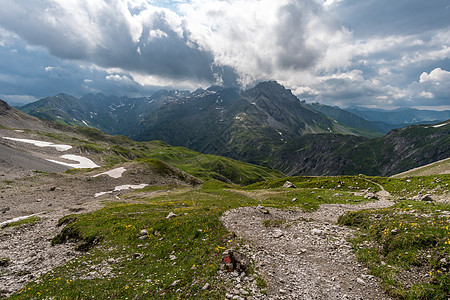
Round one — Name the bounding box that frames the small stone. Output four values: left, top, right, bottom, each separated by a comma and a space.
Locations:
166, 212, 177, 218
140, 229, 148, 236
171, 280, 181, 287
280, 288, 287, 294
225, 293, 234, 299
292, 198, 297, 202
133, 253, 142, 259
240, 289, 249, 296
364, 193, 378, 200
0, 257, 10, 267
169, 255, 177, 261
357, 278, 365, 285
202, 283, 210, 290
311, 228, 325, 236
273, 230, 284, 238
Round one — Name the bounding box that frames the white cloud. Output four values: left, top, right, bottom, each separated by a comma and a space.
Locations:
180, 0, 352, 86
419, 68, 450, 83
420, 91, 434, 99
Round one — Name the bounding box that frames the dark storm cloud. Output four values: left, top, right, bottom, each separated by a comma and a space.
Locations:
0, 0, 227, 85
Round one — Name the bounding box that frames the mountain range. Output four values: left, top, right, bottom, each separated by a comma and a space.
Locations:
16, 81, 450, 177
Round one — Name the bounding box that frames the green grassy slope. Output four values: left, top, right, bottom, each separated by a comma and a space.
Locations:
8, 174, 449, 299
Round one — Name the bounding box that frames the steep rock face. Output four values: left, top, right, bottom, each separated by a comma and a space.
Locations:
274, 122, 450, 176
0, 99, 11, 115
375, 124, 450, 175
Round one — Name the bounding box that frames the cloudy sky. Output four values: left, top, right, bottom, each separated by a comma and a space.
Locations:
0, 0, 449, 109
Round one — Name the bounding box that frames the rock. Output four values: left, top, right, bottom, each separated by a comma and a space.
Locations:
166, 212, 177, 219
171, 280, 181, 287
169, 255, 177, 261
140, 229, 148, 236
311, 228, 325, 236
283, 181, 297, 188
133, 253, 142, 259
273, 230, 284, 238
364, 193, 378, 200
107, 258, 116, 264
221, 249, 249, 273
202, 283, 210, 290
256, 205, 270, 214
356, 278, 365, 285
225, 293, 234, 299
421, 194, 434, 202
292, 198, 297, 202
0, 257, 10, 267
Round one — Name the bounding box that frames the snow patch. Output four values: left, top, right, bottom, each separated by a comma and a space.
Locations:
1, 137, 72, 151
47, 155, 100, 169
432, 122, 449, 128
95, 184, 148, 197
0, 213, 40, 227
425, 121, 450, 128
93, 167, 126, 179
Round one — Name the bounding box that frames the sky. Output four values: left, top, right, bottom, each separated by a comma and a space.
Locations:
0, 0, 449, 110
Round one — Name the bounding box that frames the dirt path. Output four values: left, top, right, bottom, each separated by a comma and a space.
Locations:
221, 192, 395, 299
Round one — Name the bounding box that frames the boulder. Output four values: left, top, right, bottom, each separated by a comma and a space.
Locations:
166, 212, 177, 219
283, 181, 297, 188
421, 194, 434, 202
221, 249, 249, 273
364, 193, 378, 200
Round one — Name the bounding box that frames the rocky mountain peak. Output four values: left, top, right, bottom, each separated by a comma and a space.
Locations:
243, 81, 298, 105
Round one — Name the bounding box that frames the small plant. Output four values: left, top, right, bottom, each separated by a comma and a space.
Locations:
262, 219, 286, 228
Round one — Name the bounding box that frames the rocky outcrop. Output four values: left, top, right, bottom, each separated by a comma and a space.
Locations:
0, 99, 11, 116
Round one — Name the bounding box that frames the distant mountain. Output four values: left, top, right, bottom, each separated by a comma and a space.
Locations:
1, 98, 282, 185
133, 81, 339, 164
275, 121, 450, 176
305, 102, 385, 137
345, 106, 450, 125
15, 82, 450, 177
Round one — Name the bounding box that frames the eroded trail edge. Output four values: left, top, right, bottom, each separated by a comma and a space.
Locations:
221, 196, 394, 299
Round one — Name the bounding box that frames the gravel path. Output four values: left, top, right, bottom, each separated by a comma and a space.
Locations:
221, 195, 395, 299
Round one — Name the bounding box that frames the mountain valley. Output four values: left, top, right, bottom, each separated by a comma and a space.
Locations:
0, 97, 449, 299
16, 81, 450, 177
